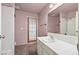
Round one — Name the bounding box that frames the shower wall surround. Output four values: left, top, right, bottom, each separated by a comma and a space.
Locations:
60, 12, 77, 36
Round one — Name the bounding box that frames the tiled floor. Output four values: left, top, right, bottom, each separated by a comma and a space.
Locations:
15, 41, 37, 55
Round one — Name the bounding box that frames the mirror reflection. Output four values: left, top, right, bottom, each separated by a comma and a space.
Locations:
48, 3, 78, 36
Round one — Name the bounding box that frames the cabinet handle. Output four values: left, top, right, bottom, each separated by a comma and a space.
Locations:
0, 35, 5, 39
76, 30, 79, 32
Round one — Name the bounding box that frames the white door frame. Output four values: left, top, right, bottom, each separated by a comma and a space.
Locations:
0, 3, 1, 54
78, 4, 79, 55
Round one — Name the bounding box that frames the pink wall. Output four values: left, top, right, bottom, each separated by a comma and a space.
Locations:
48, 16, 60, 33
38, 4, 51, 36
15, 10, 38, 45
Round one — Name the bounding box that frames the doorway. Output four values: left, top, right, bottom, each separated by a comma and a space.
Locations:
27, 16, 37, 55
28, 17, 37, 42
15, 16, 37, 55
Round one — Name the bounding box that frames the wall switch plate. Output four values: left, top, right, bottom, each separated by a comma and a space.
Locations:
20, 27, 24, 30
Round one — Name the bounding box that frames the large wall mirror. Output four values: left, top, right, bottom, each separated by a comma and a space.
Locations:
48, 3, 78, 36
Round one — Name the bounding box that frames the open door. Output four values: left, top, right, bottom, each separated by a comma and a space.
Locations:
0, 4, 15, 55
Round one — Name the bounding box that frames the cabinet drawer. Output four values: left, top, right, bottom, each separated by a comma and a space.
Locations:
41, 43, 57, 55
37, 39, 57, 55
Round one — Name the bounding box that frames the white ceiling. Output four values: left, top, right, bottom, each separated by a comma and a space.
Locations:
15, 3, 48, 13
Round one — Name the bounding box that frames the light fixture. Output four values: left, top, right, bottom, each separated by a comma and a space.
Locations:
49, 4, 53, 8
49, 3, 57, 8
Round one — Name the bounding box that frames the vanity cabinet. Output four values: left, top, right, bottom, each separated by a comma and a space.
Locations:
37, 39, 57, 55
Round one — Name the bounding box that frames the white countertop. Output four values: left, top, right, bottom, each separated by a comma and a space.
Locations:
38, 36, 78, 55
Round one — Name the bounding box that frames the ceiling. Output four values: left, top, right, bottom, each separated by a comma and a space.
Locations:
15, 3, 48, 13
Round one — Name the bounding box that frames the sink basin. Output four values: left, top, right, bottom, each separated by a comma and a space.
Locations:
42, 36, 55, 43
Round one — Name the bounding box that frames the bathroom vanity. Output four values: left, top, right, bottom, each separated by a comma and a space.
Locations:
37, 33, 78, 55
41, 3, 79, 55
37, 36, 57, 55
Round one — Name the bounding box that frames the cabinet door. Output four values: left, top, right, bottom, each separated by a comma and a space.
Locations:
37, 40, 43, 55
37, 39, 56, 55
37, 45, 42, 55
42, 49, 48, 55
